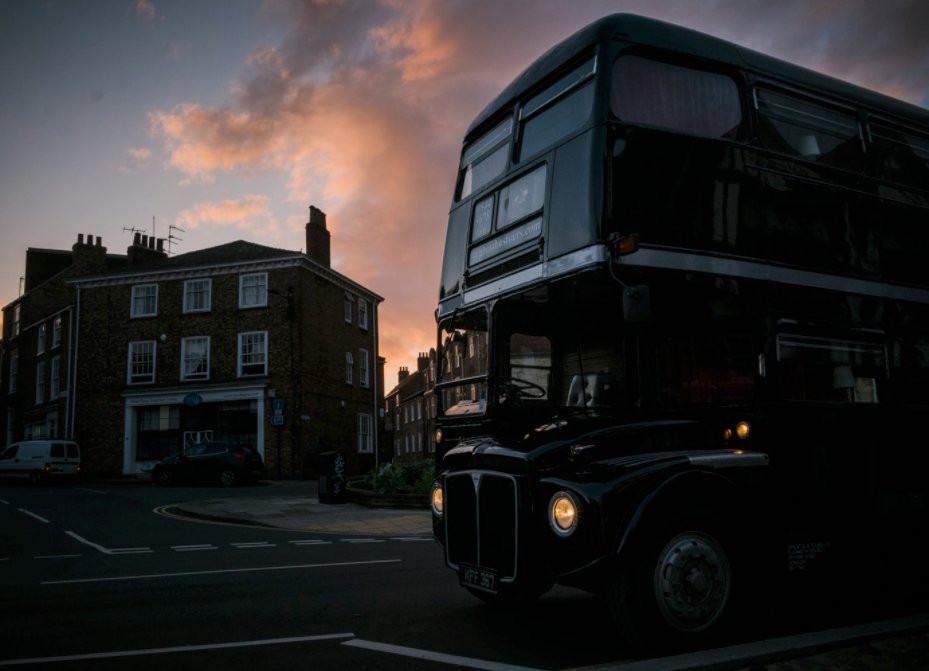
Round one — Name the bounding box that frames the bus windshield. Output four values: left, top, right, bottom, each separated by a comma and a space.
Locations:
438, 309, 489, 417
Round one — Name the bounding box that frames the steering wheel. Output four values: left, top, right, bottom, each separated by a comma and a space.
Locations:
497, 376, 547, 400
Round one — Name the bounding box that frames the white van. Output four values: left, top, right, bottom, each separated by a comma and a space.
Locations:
0, 440, 81, 482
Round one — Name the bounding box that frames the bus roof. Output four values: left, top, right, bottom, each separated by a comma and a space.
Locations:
466, 13, 929, 139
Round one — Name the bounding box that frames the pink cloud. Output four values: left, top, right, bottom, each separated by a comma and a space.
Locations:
148, 0, 929, 375
175, 195, 278, 237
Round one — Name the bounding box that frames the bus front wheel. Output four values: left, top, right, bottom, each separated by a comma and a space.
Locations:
609, 521, 736, 651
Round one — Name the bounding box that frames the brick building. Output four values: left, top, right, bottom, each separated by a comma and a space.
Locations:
1, 207, 384, 479
383, 349, 436, 464
1, 236, 128, 446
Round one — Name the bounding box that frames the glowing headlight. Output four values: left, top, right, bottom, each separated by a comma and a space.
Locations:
435, 428, 443, 445
736, 421, 751, 440
431, 483, 444, 517
549, 491, 579, 537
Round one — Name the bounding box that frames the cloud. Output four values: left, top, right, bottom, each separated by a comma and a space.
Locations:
134, 0, 157, 23
148, 0, 929, 373
175, 195, 279, 237
128, 147, 151, 162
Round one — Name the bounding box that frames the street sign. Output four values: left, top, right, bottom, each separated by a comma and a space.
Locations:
271, 415, 284, 426
272, 399, 285, 414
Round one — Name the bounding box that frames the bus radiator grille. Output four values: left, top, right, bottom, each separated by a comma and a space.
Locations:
445, 471, 518, 579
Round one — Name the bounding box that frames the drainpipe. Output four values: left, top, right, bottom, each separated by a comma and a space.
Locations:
373, 299, 379, 470
69, 290, 80, 439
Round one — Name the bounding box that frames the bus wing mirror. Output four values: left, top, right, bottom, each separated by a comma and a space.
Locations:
623, 285, 651, 323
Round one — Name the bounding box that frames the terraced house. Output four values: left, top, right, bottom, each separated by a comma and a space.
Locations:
1, 207, 384, 479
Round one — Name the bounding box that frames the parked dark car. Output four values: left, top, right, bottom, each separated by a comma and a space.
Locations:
152, 442, 264, 486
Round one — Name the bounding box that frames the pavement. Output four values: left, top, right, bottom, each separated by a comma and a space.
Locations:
162, 481, 929, 670
168, 481, 433, 536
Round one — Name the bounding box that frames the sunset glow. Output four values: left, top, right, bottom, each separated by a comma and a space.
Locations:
2, 0, 927, 375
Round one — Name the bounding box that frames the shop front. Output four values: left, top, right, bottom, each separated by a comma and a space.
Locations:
122, 384, 266, 475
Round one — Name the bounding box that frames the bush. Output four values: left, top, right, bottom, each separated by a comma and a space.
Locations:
358, 460, 435, 497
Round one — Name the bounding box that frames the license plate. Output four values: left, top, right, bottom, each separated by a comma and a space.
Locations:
459, 564, 498, 593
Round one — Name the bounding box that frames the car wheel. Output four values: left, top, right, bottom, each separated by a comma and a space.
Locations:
218, 468, 237, 487
609, 520, 736, 652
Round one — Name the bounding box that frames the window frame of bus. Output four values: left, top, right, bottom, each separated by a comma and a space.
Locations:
753, 84, 865, 171
610, 53, 745, 140
458, 116, 514, 201
517, 55, 597, 162
867, 117, 929, 190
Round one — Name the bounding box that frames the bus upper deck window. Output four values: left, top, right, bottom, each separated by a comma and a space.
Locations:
755, 88, 863, 170
611, 55, 742, 139
459, 117, 513, 200
869, 121, 929, 189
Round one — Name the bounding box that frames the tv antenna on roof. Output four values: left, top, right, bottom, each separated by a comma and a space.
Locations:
168, 224, 185, 256
122, 225, 147, 238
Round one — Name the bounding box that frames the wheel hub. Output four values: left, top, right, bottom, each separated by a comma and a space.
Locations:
654, 531, 731, 632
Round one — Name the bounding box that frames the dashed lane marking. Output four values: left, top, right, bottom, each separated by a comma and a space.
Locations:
17, 508, 50, 524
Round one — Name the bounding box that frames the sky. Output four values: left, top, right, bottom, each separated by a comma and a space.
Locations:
1, 0, 928, 380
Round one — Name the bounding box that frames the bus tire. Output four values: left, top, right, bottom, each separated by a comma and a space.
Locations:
609, 518, 737, 651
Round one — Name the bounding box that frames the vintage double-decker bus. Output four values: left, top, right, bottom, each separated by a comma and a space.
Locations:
429, 14, 929, 649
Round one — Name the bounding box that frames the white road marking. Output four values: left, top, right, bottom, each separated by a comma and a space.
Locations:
0, 498, 10, 505
64, 531, 110, 554
171, 544, 217, 552
40, 558, 402, 585
231, 542, 276, 549
289, 540, 332, 546
108, 548, 154, 555
343, 639, 543, 671
17, 508, 50, 524
0, 632, 355, 667
34, 554, 83, 560
74, 487, 107, 495
340, 538, 384, 544
389, 537, 433, 542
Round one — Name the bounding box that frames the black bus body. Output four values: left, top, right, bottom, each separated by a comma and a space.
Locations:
431, 14, 929, 649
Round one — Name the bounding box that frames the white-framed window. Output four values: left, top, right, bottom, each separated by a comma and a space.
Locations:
359, 348, 369, 388
357, 413, 373, 453
13, 304, 21, 337
35, 361, 46, 404
50, 356, 61, 400
344, 295, 354, 324
37, 323, 47, 354
238, 331, 267, 376
128, 341, 156, 384
358, 300, 369, 330
8, 351, 18, 393
181, 336, 210, 381
239, 273, 267, 308
52, 315, 62, 348
345, 352, 354, 384
131, 284, 158, 318
183, 279, 212, 313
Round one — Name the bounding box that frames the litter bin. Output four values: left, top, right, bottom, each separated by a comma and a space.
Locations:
318, 450, 346, 504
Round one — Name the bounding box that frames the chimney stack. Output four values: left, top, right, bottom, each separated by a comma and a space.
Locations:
127, 232, 167, 266
71, 233, 108, 275
305, 205, 331, 268
398, 366, 409, 383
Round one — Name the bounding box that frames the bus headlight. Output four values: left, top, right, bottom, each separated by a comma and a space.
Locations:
549, 491, 579, 537
431, 483, 444, 517
736, 421, 751, 440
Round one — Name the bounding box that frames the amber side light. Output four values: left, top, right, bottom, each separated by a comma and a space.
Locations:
610, 233, 640, 256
